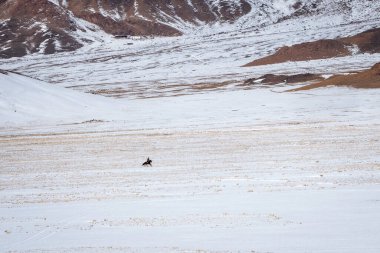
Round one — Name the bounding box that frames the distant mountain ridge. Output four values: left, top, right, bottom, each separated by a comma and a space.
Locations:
1, 0, 379, 58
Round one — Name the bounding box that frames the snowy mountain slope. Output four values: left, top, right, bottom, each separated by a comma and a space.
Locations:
2, 12, 379, 99
2, 0, 380, 58
58, 0, 252, 35
0, 0, 110, 58
0, 70, 126, 125
1, 0, 380, 100
0, 0, 252, 58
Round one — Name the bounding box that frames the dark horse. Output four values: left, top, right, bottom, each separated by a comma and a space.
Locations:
142, 157, 152, 166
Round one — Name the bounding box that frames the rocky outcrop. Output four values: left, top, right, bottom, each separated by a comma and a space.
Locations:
244, 28, 380, 67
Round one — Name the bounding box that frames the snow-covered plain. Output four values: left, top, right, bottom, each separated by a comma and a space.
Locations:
1, 3, 380, 252
1, 72, 380, 252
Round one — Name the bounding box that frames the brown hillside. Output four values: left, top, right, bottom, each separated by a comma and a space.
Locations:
0, 0, 252, 58
342, 28, 380, 53
244, 28, 380, 67
288, 62, 380, 91
58, 0, 251, 37
244, 40, 351, 67
0, 0, 82, 58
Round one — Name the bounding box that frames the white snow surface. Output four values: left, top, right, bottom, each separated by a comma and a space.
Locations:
1, 70, 380, 131
0, 72, 125, 126
1, 70, 380, 252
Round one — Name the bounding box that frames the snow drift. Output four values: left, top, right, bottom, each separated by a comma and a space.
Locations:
0, 70, 125, 125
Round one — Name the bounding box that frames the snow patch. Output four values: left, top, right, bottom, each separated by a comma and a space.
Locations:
47, 0, 60, 6
347, 44, 361, 55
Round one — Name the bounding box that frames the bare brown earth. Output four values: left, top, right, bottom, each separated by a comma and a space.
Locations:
242, 73, 324, 86
244, 28, 380, 67
342, 28, 380, 53
288, 62, 380, 91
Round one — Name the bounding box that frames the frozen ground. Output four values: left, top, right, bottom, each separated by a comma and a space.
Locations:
1, 123, 380, 252
1, 82, 380, 252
